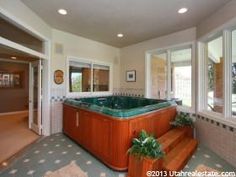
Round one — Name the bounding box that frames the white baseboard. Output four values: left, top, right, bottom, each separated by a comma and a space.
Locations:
0, 110, 29, 116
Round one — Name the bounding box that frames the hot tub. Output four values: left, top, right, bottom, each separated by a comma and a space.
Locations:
64, 96, 174, 118
63, 96, 177, 170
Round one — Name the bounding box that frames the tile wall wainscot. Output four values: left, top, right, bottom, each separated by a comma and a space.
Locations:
113, 88, 145, 97
195, 115, 236, 168
51, 88, 66, 134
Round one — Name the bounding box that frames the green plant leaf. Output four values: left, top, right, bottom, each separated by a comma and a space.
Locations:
128, 130, 165, 159
170, 113, 194, 127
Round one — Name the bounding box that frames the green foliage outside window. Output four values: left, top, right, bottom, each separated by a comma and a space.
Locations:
71, 73, 82, 92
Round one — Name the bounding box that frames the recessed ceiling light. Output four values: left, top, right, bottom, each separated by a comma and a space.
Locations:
117, 33, 124, 38
11, 56, 16, 59
178, 8, 188, 14
58, 9, 67, 15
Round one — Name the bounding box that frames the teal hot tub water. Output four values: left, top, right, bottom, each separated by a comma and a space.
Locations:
64, 96, 176, 118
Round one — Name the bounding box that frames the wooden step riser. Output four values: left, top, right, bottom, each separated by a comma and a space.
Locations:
166, 144, 197, 171
163, 140, 198, 172
163, 132, 186, 154
160, 127, 194, 154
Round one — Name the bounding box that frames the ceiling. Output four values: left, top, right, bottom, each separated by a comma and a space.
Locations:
21, 0, 231, 48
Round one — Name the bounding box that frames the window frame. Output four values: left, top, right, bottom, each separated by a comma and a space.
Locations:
66, 56, 113, 97
145, 42, 195, 113
198, 28, 236, 126
205, 33, 224, 116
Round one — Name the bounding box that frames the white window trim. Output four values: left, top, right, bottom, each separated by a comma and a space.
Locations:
197, 29, 236, 125
198, 33, 225, 116
66, 56, 113, 97
145, 42, 195, 113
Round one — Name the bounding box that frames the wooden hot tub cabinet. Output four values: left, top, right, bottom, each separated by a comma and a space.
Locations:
63, 103, 177, 171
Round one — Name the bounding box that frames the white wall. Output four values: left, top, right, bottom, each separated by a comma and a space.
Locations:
50, 29, 120, 133
51, 29, 120, 96
119, 27, 196, 95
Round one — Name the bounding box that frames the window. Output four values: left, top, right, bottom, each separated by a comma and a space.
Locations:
171, 48, 192, 107
146, 44, 194, 110
68, 58, 111, 95
69, 61, 91, 92
93, 64, 109, 92
207, 36, 223, 113
198, 30, 236, 121
150, 52, 167, 99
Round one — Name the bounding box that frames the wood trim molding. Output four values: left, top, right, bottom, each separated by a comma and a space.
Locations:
0, 110, 28, 116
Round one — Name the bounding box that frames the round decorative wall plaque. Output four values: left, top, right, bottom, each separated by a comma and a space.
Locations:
54, 70, 64, 84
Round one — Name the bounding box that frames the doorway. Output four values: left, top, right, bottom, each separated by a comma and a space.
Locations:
0, 13, 51, 138
0, 45, 42, 164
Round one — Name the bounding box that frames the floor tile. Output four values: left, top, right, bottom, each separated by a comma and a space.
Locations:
0, 133, 235, 177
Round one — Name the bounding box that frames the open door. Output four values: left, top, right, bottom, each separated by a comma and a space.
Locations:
29, 60, 42, 135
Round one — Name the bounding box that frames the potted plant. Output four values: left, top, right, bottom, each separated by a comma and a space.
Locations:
170, 112, 194, 137
127, 130, 164, 177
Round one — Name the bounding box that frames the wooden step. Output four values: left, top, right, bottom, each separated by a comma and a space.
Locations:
163, 137, 198, 172
158, 128, 187, 153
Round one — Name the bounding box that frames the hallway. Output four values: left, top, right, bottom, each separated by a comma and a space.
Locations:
0, 112, 39, 164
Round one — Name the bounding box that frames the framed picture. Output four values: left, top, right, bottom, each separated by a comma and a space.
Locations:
0, 71, 23, 88
126, 70, 136, 82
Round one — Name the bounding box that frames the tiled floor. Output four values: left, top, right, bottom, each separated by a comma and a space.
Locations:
0, 133, 235, 177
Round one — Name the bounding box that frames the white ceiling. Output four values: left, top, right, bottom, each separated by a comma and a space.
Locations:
21, 0, 231, 48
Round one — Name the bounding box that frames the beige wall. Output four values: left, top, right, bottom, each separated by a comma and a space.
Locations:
197, 0, 236, 39
51, 29, 120, 96
0, 61, 29, 113
120, 27, 196, 94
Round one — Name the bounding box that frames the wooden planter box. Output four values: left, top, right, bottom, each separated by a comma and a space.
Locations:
127, 155, 163, 177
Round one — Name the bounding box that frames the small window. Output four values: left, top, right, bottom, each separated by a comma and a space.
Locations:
69, 61, 91, 92
68, 59, 111, 94
93, 64, 109, 92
